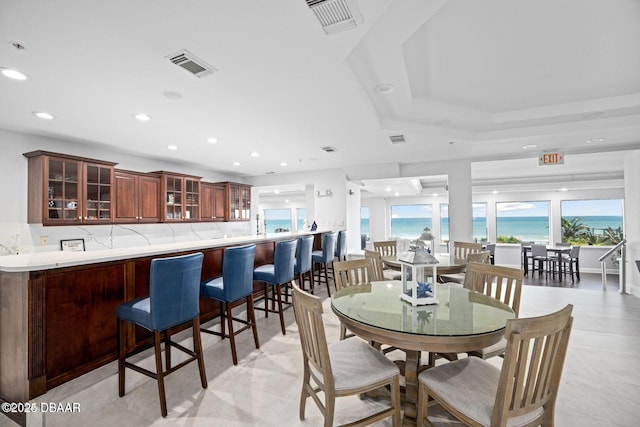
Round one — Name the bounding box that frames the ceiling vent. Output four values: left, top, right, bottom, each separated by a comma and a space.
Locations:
321, 145, 338, 152
306, 0, 363, 35
166, 49, 217, 78
389, 135, 406, 144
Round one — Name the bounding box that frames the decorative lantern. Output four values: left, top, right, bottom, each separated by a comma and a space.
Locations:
399, 249, 439, 306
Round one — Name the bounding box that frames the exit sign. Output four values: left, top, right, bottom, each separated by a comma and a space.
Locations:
539, 151, 564, 166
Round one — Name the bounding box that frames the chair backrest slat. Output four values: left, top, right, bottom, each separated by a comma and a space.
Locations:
333, 258, 376, 291
492, 305, 573, 425
292, 282, 333, 388
364, 249, 385, 281
373, 240, 397, 257
463, 263, 523, 316
452, 241, 483, 259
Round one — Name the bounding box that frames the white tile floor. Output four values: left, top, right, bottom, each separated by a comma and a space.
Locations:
2, 283, 639, 427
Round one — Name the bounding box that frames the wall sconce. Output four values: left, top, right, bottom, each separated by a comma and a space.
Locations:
316, 189, 333, 198
348, 189, 355, 195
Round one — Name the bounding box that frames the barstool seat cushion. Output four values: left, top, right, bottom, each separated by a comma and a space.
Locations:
253, 264, 276, 284
116, 297, 152, 331
200, 276, 224, 300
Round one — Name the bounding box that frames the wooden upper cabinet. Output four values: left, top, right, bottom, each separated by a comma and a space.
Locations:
200, 182, 226, 221
154, 171, 201, 222
24, 151, 116, 225
221, 182, 252, 221
114, 170, 160, 223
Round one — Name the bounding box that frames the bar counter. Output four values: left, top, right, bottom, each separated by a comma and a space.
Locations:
0, 231, 323, 412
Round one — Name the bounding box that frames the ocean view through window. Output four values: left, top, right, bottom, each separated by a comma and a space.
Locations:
263, 209, 291, 233
391, 204, 432, 238
561, 199, 623, 245
361, 206, 369, 237
440, 203, 488, 243
496, 201, 550, 243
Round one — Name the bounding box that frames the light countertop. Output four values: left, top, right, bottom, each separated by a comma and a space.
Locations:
0, 231, 318, 273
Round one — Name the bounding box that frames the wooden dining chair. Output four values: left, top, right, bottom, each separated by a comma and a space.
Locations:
440, 250, 491, 284
451, 241, 483, 259
464, 262, 524, 360
373, 240, 397, 257
417, 304, 574, 427
333, 258, 376, 340
291, 282, 402, 427
364, 249, 401, 281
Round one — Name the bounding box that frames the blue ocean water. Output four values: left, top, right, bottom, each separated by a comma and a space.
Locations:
360, 216, 622, 242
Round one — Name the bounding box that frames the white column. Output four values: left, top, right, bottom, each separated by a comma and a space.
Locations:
447, 162, 473, 243
624, 150, 640, 296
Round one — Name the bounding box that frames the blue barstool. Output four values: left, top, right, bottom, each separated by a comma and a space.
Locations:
335, 230, 348, 261
312, 231, 337, 297
253, 239, 298, 335
295, 235, 315, 293
200, 244, 258, 365
116, 252, 207, 417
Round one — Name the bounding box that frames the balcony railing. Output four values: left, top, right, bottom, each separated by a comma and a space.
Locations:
598, 239, 627, 293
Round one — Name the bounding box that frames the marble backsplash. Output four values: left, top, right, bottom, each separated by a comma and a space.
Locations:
0, 222, 253, 256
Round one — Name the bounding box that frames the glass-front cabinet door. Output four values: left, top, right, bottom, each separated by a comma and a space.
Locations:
185, 178, 199, 221
47, 157, 81, 223
84, 163, 113, 222
165, 175, 183, 220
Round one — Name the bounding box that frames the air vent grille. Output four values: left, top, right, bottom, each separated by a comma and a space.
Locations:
321, 146, 337, 152
389, 135, 406, 144
166, 50, 217, 78
306, 0, 363, 35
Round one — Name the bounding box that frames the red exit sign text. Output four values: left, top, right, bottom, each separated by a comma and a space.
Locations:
539, 151, 564, 166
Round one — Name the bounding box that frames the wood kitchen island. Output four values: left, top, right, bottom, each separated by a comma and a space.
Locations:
0, 232, 322, 417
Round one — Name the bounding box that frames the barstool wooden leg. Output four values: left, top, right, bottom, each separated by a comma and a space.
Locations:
226, 302, 238, 365
192, 318, 208, 389
247, 295, 260, 349
154, 330, 168, 417
275, 283, 286, 335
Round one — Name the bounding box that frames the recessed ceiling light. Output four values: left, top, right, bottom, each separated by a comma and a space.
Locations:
133, 113, 151, 122
251, 152, 259, 157
586, 138, 605, 144
163, 91, 183, 100
559, 187, 568, 192
386, 187, 392, 192
280, 162, 287, 167
433, 193, 438, 197
232, 161, 240, 166
34, 111, 54, 120
522, 144, 537, 150
274, 189, 280, 194
285, 199, 289, 203
207, 137, 218, 144
375, 84, 395, 94
492, 190, 498, 195
394, 192, 399, 196
1, 68, 28, 80
167, 145, 178, 150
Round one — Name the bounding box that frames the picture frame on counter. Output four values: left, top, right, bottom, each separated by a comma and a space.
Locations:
60, 238, 86, 252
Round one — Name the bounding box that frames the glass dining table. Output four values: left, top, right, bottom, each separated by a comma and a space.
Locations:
382, 252, 467, 276
331, 281, 515, 422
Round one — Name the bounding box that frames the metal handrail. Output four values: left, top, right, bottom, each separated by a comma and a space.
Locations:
599, 239, 626, 293
598, 239, 626, 261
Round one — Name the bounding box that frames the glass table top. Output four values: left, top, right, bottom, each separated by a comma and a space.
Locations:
331, 281, 515, 337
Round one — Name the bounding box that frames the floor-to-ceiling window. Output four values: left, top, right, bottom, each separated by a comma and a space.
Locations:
473, 202, 488, 242
560, 199, 624, 245
361, 206, 369, 237
296, 207, 306, 231
391, 204, 432, 239
496, 201, 550, 243
263, 208, 292, 233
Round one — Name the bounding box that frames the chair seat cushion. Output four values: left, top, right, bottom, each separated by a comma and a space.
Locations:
116, 297, 153, 331
326, 338, 399, 393
439, 273, 465, 284
311, 250, 324, 263
382, 269, 402, 281
419, 357, 543, 427
200, 276, 225, 301
253, 264, 276, 284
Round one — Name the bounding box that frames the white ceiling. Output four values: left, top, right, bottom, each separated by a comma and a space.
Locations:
1, 0, 639, 197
